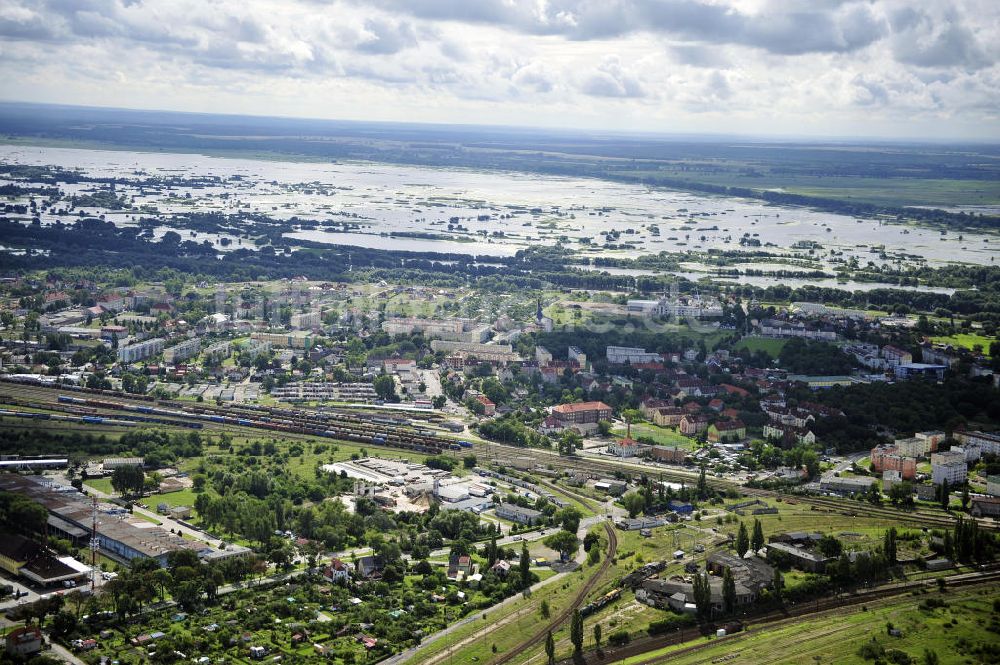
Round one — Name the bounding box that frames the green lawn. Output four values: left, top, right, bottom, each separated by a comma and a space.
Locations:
734, 337, 788, 358
930, 332, 995, 352
612, 422, 695, 450
620, 584, 1000, 665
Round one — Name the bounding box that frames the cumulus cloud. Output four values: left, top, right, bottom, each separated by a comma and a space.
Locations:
0, 0, 995, 138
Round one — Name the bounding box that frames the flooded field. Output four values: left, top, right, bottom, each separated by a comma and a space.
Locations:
2, 145, 996, 285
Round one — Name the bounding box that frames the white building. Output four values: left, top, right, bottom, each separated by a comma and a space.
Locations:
290, 311, 322, 330
163, 338, 201, 364
931, 451, 967, 486
606, 346, 662, 364
117, 338, 164, 364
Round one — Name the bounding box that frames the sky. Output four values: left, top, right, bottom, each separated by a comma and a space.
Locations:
0, 0, 998, 139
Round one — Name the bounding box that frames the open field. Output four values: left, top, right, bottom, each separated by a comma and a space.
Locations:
617, 584, 1000, 665
734, 337, 788, 358
612, 422, 695, 449
930, 332, 996, 351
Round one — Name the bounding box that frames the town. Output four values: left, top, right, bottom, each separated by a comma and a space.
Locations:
0, 267, 998, 665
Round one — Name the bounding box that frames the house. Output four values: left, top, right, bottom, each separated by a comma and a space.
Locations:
708, 399, 724, 412
653, 407, 685, 427
323, 559, 350, 583
707, 420, 746, 443
496, 503, 543, 525
6, 626, 42, 656
475, 395, 496, 416
679, 414, 709, 436
641, 398, 673, 420
447, 555, 474, 579
491, 560, 511, 578
249, 645, 267, 659
355, 555, 385, 579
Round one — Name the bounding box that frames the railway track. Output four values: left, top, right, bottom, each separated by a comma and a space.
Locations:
2, 380, 993, 532
564, 566, 1000, 665
491, 521, 618, 665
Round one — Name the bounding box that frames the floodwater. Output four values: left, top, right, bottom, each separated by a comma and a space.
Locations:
2, 145, 996, 288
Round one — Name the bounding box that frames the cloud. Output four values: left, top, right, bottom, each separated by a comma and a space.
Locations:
580, 56, 646, 98
0, 0, 995, 139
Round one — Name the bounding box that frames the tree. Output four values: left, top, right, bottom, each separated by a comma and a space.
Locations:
520, 542, 531, 590
594, 623, 602, 652
888, 481, 914, 507
110, 464, 145, 499
883, 527, 898, 566
544, 530, 580, 562
621, 492, 645, 519
735, 522, 749, 558
50, 610, 77, 638
540, 599, 550, 619
751, 518, 764, 554
923, 649, 940, 665
545, 630, 556, 665
866, 482, 882, 505
692, 572, 712, 621
939, 478, 950, 510
557, 506, 583, 534
722, 567, 736, 615
817, 534, 843, 558
570, 609, 584, 656
697, 465, 708, 499
373, 374, 396, 401
961, 484, 970, 511
773, 567, 784, 604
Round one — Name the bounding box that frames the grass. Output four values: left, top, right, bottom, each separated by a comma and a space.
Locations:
734, 336, 788, 358
612, 422, 696, 450
930, 332, 995, 352
619, 584, 1000, 665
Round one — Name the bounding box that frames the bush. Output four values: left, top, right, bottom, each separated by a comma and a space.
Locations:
607, 630, 630, 647
647, 614, 696, 635
885, 649, 913, 664
858, 640, 885, 660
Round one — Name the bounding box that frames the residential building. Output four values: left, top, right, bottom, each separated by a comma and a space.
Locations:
290, 311, 322, 330
6, 626, 42, 657
869, 445, 917, 480
163, 338, 201, 364
988, 475, 1000, 497
117, 337, 164, 363
931, 451, 967, 486
250, 331, 313, 350
881, 345, 912, 366
534, 346, 553, 364
606, 346, 663, 364
323, 559, 350, 583
383, 317, 490, 343
707, 420, 745, 443
679, 414, 709, 436
567, 346, 587, 369
608, 437, 642, 458
475, 395, 496, 416
954, 430, 1000, 456
550, 401, 612, 430
653, 407, 685, 427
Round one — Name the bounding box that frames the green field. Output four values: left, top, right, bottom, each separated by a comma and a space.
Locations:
734, 337, 788, 358
612, 422, 695, 450
930, 332, 996, 352
620, 584, 1000, 665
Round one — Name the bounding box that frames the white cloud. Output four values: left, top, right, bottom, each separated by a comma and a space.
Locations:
0, 0, 996, 138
